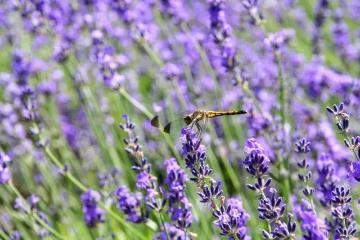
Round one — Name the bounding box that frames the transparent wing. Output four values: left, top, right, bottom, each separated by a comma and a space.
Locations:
150, 113, 186, 134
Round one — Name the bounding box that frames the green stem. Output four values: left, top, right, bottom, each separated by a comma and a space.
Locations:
274, 51, 291, 205
140, 42, 164, 67
0, 228, 10, 239
275, 54, 286, 128
8, 182, 64, 239
119, 88, 153, 119
157, 211, 170, 240
343, 132, 360, 161
44, 147, 147, 239
45, 147, 87, 191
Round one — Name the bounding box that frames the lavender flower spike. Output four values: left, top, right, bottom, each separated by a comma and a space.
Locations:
330, 186, 356, 239
180, 128, 250, 239
81, 189, 106, 227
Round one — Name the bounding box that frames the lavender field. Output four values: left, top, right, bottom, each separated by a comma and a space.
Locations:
1, 0, 360, 239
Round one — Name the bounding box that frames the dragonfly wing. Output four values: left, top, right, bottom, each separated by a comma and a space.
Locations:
150, 115, 172, 134
150, 115, 160, 128
164, 122, 172, 133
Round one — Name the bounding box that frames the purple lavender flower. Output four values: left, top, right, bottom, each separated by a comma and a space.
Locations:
180, 128, 249, 239
159, 0, 189, 24
243, 138, 271, 177
264, 29, 295, 50
345, 136, 360, 162
330, 9, 358, 62
294, 199, 328, 239
300, 62, 354, 100
326, 103, 350, 132
241, 0, 263, 25
81, 190, 105, 227
208, 0, 237, 72
116, 187, 144, 223
295, 138, 311, 154
316, 154, 338, 206
350, 161, 360, 182
330, 186, 356, 239
11, 51, 31, 85
154, 223, 187, 240
110, 0, 135, 24
213, 198, 250, 240
271, 214, 296, 239
326, 103, 360, 184
92, 42, 127, 90
119, 114, 160, 206
162, 63, 181, 81
312, 0, 329, 55
0, 152, 11, 184
28, 194, 40, 210
163, 158, 193, 229
243, 138, 295, 239
10, 231, 21, 240
295, 138, 314, 196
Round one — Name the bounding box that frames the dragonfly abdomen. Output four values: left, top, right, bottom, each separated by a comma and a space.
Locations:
207, 110, 247, 118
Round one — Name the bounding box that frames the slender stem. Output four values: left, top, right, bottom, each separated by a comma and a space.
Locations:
0, 230, 9, 239
157, 211, 170, 240
343, 132, 360, 161
119, 87, 153, 119
140, 42, 164, 67
309, 197, 317, 214
275, 51, 287, 128
8, 182, 64, 239
45, 147, 87, 192
44, 147, 146, 239
274, 51, 291, 205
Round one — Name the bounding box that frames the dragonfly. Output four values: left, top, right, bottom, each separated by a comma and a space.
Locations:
150, 109, 247, 135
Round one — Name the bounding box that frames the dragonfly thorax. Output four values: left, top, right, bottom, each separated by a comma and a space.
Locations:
183, 110, 206, 125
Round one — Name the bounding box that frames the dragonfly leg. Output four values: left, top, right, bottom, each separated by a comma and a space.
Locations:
195, 121, 202, 138
187, 120, 195, 132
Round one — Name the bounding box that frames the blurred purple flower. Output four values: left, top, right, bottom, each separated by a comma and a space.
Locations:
300, 61, 354, 100
10, 231, 21, 240
316, 154, 338, 206
163, 158, 192, 229
312, 0, 329, 54
159, 0, 189, 23
294, 199, 328, 239
81, 189, 105, 227
208, 0, 237, 72
28, 194, 40, 210
264, 29, 295, 50
0, 152, 12, 184
350, 161, 360, 181
162, 62, 181, 81
154, 223, 187, 240
116, 186, 144, 223
241, 0, 262, 25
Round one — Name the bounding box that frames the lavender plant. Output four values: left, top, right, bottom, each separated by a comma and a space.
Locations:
0, 0, 359, 239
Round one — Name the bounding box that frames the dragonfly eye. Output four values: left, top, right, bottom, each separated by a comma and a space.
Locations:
184, 116, 192, 125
